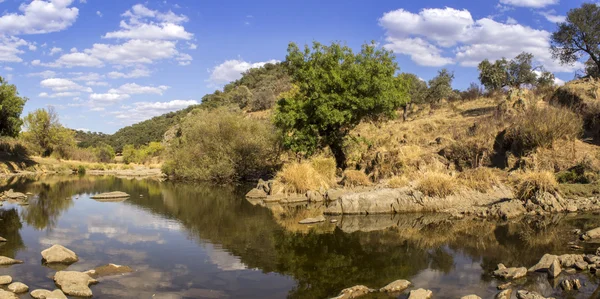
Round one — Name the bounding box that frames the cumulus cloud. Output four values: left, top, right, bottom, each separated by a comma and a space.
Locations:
107, 68, 151, 79
89, 93, 131, 102
40, 78, 93, 93
0, 0, 79, 35
108, 83, 169, 95
70, 72, 103, 81
209, 59, 279, 85
27, 70, 56, 78
39, 91, 81, 98
49, 47, 62, 56
499, 0, 558, 8
112, 99, 198, 124
379, 7, 580, 73
539, 10, 566, 23
0, 36, 30, 62
104, 4, 192, 40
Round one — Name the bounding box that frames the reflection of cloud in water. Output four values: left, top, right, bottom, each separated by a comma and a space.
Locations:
39, 227, 89, 247
113, 205, 183, 232
204, 243, 247, 271
87, 223, 165, 245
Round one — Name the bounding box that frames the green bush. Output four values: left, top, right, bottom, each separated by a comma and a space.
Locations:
94, 143, 115, 163
122, 142, 164, 164
162, 107, 279, 182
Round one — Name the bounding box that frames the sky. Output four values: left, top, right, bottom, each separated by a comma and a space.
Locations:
0, 0, 590, 133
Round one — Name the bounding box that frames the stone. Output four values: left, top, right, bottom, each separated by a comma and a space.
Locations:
0, 276, 11, 285
0, 237, 6, 242
245, 188, 267, 199
41, 245, 79, 264
495, 290, 512, 299
582, 227, 600, 240
497, 282, 511, 290
90, 191, 130, 200
516, 290, 554, 299
0, 256, 23, 265
53, 271, 98, 297
596, 247, 600, 256
461, 296, 481, 299
560, 279, 572, 291
306, 190, 324, 202
333, 285, 373, 299
529, 254, 557, 272
84, 264, 133, 278
298, 215, 326, 224
586, 254, 600, 263
4, 190, 27, 199
379, 279, 411, 293
30, 289, 68, 299
574, 261, 588, 270
408, 288, 433, 299
0, 290, 18, 299
493, 266, 527, 280
572, 279, 582, 290
7, 282, 28, 293
548, 258, 561, 278
566, 205, 578, 212
564, 268, 577, 274
558, 254, 585, 268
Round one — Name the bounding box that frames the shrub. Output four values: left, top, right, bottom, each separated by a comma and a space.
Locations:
416, 172, 456, 197
310, 156, 336, 184
556, 159, 599, 184
0, 137, 29, 158
94, 143, 115, 163
162, 107, 278, 182
458, 167, 498, 193
388, 176, 409, 188
77, 165, 86, 174
503, 106, 582, 156
341, 170, 371, 187
276, 162, 331, 193
514, 171, 558, 201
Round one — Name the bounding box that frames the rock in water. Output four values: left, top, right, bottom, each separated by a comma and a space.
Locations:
53, 271, 98, 297
333, 285, 373, 299
0, 290, 18, 299
7, 282, 28, 293
495, 290, 512, 299
516, 290, 553, 299
493, 265, 527, 280
90, 191, 130, 200
4, 190, 27, 199
245, 188, 267, 199
582, 227, 600, 240
529, 254, 557, 272
408, 288, 433, 299
0, 237, 6, 242
0, 256, 23, 266
379, 279, 411, 293
41, 245, 79, 264
84, 264, 133, 278
548, 258, 561, 278
0, 276, 11, 285
30, 289, 68, 299
298, 215, 326, 224
461, 296, 481, 299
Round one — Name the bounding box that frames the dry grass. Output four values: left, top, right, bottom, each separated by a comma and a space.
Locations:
310, 156, 336, 184
387, 176, 409, 188
416, 171, 457, 197
341, 170, 371, 187
526, 139, 600, 173
513, 171, 559, 201
458, 167, 499, 193
276, 161, 331, 193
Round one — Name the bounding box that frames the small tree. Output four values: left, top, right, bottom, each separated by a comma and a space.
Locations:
274, 41, 408, 169
21, 107, 76, 157
94, 142, 115, 163
397, 73, 427, 120
551, 3, 600, 77
536, 69, 556, 88
507, 52, 537, 87
0, 76, 27, 137
478, 58, 508, 91
479, 52, 540, 90
426, 68, 454, 103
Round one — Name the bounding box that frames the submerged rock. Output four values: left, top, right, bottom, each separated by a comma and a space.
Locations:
245, 188, 267, 199
298, 215, 325, 224
0, 237, 6, 242
90, 191, 130, 200
30, 289, 67, 299
379, 279, 411, 293
460, 296, 481, 299
495, 290, 512, 299
581, 227, 600, 240
548, 258, 561, 278
3, 189, 27, 200
0, 256, 23, 266
0, 276, 11, 285
84, 264, 133, 278
332, 285, 373, 299
493, 264, 527, 280
529, 254, 557, 272
408, 288, 433, 299
7, 282, 28, 293
53, 271, 98, 297
41, 245, 79, 264
0, 290, 18, 299
557, 254, 585, 268
516, 290, 555, 299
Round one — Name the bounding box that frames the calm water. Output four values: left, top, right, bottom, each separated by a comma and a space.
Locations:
1, 175, 600, 298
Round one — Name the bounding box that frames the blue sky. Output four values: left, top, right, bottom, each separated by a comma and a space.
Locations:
0, 0, 590, 133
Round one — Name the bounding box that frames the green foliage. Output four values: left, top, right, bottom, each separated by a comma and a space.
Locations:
274, 41, 408, 168
398, 73, 427, 104
77, 165, 86, 175
122, 142, 164, 164
551, 3, 600, 77
163, 107, 278, 182
478, 52, 539, 91
478, 59, 508, 91
426, 69, 454, 103
93, 143, 115, 163
507, 52, 538, 87
0, 76, 27, 137
536, 70, 556, 88
21, 107, 76, 157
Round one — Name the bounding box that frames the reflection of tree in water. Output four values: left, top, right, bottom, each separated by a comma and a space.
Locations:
0, 208, 25, 258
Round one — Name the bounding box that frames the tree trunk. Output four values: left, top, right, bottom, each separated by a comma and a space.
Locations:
403, 103, 412, 122
329, 142, 347, 170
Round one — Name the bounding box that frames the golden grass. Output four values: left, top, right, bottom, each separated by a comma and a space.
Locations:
527, 139, 600, 173
387, 176, 409, 188
310, 156, 336, 184
276, 161, 331, 194
457, 167, 499, 193
341, 170, 371, 187
416, 171, 457, 197
513, 171, 558, 201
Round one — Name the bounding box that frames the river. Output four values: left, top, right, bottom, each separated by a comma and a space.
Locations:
0, 175, 599, 298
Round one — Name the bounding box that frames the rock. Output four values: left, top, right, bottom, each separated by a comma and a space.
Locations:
53, 271, 98, 297
330, 219, 338, 223
298, 215, 326, 224
8, 282, 28, 293
257, 179, 270, 194
4, 190, 27, 199
572, 278, 582, 289
0, 237, 6, 242
596, 247, 600, 256
582, 227, 600, 240
548, 258, 561, 278
0, 256, 23, 265
560, 279, 572, 291
574, 261, 588, 270
90, 191, 130, 200
558, 254, 585, 268
566, 205, 578, 212
0, 276, 11, 285
495, 290, 512, 299
516, 290, 554, 299
306, 190, 324, 202
529, 254, 557, 272
408, 288, 433, 299
41, 245, 78, 264
30, 289, 67, 299
564, 268, 577, 274
586, 254, 600, 263
0, 290, 18, 299
461, 296, 481, 299
493, 266, 527, 280
379, 279, 411, 293
492, 200, 527, 220
245, 188, 267, 199
333, 285, 373, 299
85, 264, 133, 278
497, 282, 511, 290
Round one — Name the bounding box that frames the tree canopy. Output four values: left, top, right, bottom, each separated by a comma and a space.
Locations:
478, 52, 551, 90
0, 76, 27, 137
551, 3, 600, 77
22, 107, 75, 157
274, 41, 409, 169
426, 69, 455, 103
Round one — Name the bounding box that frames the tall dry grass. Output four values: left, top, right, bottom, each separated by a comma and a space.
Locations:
416, 172, 457, 197
458, 167, 499, 193
276, 161, 331, 194
513, 171, 558, 201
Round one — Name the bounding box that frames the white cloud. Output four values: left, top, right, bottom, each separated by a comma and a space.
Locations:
0, 0, 79, 35
209, 59, 279, 85
0, 36, 30, 62
112, 99, 198, 123
4, 67, 13, 71
49, 47, 62, 56
28, 44, 37, 51
40, 78, 93, 93
506, 17, 518, 25
379, 7, 580, 73
539, 10, 566, 23
90, 93, 130, 102
107, 68, 151, 79
96, 11, 102, 17
108, 83, 169, 95
70, 72, 103, 81
27, 70, 56, 78
188, 42, 197, 50
104, 4, 192, 40
499, 0, 558, 8
86, 81, 109, 86
39, 91, 81, 98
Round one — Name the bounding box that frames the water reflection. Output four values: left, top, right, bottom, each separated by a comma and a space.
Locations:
0, 175, 599, 298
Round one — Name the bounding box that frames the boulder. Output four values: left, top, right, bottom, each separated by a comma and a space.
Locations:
41, 245, 79, 264
7, 282, 28, 293
90, 191, 130, 200
298, 215, 325, 224
4, 189, 27, 199
408, 288, 433, 299
493, 265, 527, 280
30, 289, 68, 299
0, 276, 11, 285
560, 279, 572, 291
574, 261, 588, 270
245, 188, 267, 199
516, 290, 554, 299
0, 290, 18, 299
495, 290, 512, 299
528, 254, 557, 272
379, 279, 411, 293
497, 282, 511, 290
461, 296, 481, 299
492, 200, 527, 220
0, 237, 6, 242
332, 285, 373, 299
53, 271, 98, 297
548, 258, 561, 278
84, 264, 133, 278
306, 190, 324, 202
0, 256, 23, 265
558, 254, 585, 268
582, 227, 600, 240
